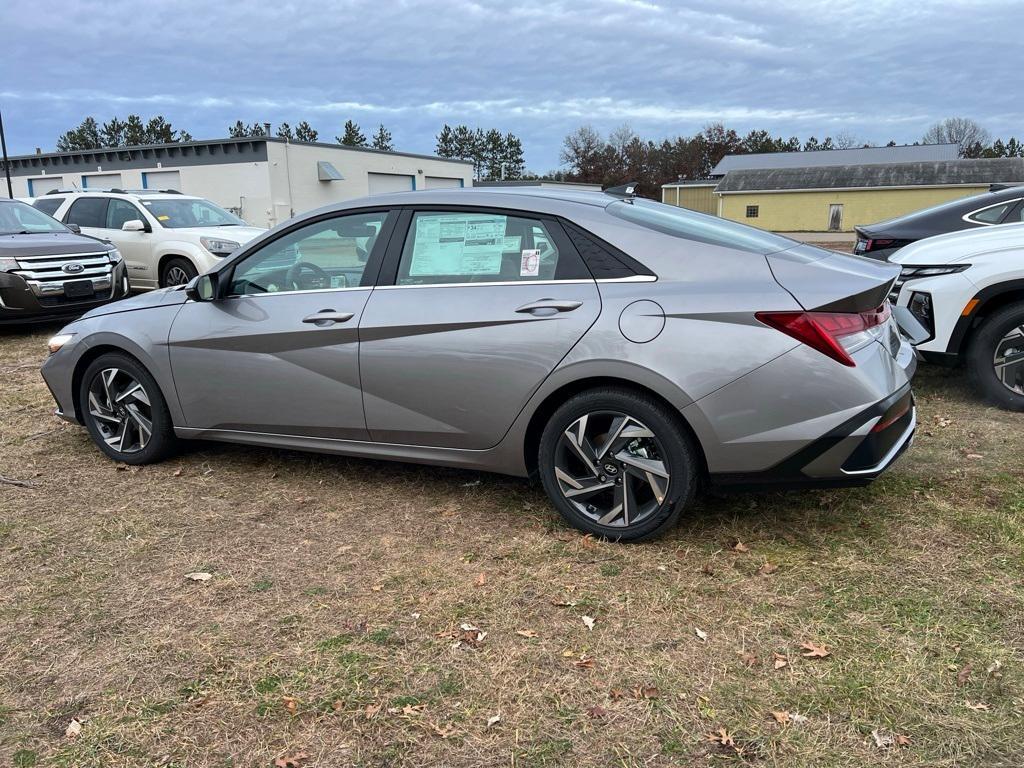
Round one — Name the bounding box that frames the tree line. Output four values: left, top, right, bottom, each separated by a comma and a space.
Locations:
434, 124, 525, 181
56, 115, 193, 151
559, 117, 1024, 196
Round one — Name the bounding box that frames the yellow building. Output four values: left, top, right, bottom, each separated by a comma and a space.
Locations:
662, 146, 1024, 234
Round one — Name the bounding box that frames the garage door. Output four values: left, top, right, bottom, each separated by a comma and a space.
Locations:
82, 173, 123, 190
424, 176, 463, 189
367, 173, 414, 195
143, 170, 181, 191
27, 177, 63, 196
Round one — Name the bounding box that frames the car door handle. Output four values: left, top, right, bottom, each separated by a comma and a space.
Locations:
302, 309, 354, 326
514, 299, 583, 315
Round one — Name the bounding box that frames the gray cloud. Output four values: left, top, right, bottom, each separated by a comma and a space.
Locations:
2, 0, 1021, 170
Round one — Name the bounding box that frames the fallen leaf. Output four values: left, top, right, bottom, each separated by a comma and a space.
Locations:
274, 751, 309, 768
957, 663, 973, 685
402, 703, 427, 716
773, 652, 789, 669
586, 705, 608, 719
582, 615, 596, 631
184, 572, 212, 582
739, 651, 759, 667
694, 627, 708, 642
65, 718, 82, 738
364, 703, 382, 719
474, 572, 487, 587
634, 685, 660, 699
895, 734, 912, 747
965, 700, 990, 711
371, 584, 383, 592
172, 467, 183, 477
706, 727, 735, 747
282, 696, 298, 714
701, 562, 716, 576
573, 657, 596, 669
987, 660, 1003, 677
431, 723, 456, 738
771, 710, 790, 724
800, 641, 831, 659
758, 561, 778, 575
608, 687, 627, 700
486, 714, 501, 728
579, 534, 597, 549
730, 540, 750, 553
516, 629, 538, 638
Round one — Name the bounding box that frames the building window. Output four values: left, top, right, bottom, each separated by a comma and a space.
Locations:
745, 205, 759, 218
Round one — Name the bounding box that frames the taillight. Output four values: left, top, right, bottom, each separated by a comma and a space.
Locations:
755, 303, 892, 367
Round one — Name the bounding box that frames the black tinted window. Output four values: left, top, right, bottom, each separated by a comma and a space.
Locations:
32, 197, 63, 216
66, 197, 108, 228
107, 199, 144, 229
608, 199, 796, 254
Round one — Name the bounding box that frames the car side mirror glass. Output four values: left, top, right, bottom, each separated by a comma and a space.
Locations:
122, 219, 147, 232
66, 223, 81, 234
185, 273, 218, 302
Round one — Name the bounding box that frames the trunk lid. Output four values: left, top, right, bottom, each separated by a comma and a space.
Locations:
766, 243, 899, 312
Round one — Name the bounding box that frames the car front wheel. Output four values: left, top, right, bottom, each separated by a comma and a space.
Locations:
967, 300, 1024, 411
538, 387, 699, 541
160, 257, 198, 288
80, 353, 178, 464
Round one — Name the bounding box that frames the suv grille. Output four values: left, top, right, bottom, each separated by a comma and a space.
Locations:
12, 251, 114, 303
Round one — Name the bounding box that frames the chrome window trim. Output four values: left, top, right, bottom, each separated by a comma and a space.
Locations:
962, 197, 1023, 226
376, 275, 657, 290
219, 285, 372, 301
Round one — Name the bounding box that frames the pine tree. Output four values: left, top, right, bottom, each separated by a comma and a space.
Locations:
502, 132, 525, 179
435, 124, 457, 157
123, 115, 147, 145
295, 121, 318, 142
228, 120, 248, 138
337, 120, 367, 146
277, 122, 294, 140
178, 130, 194, 143
56, 117, 102, 151
144, 116, 177, 144
248, 123, 267, 137
371, 124, 393, 151
100, 117, 126, 147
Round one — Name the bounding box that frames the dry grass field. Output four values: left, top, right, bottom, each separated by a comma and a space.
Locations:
1, 323, 1022, 767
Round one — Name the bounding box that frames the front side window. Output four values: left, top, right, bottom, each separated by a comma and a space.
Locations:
141, 198, 244, 229
106, 199, 145, 230
397, 211, 561, 285
609, 198, 797, 255
967, 202, 1012, 224
230, 211, 389, 295
0, 201, 69, 234
65, 197, 109, 229
32, 197, 64, 216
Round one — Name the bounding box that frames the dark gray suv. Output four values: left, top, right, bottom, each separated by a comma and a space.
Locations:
0, 198, 129, 324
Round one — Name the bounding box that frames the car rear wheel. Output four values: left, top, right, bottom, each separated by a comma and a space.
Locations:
538, 387, 699, 541
80, 353, 178, 464
967, 300, 1024, 412
160, 257, 197, 288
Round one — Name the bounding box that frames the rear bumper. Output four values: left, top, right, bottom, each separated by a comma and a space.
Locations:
710, 385, 915, 491
0, 262, 129, 325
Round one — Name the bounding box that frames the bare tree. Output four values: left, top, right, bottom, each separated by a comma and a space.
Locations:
559, 125, 604, 179
922, 118, 991, 157
832, 131, 860, 149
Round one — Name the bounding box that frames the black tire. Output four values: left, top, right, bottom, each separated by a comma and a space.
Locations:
967, 301, 1024, 412
79, 352, 179, 464
538, 387, 699, 542
160, 257, 198, 288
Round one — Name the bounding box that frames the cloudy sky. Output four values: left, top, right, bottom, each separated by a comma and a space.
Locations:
2, 0, 1021, 170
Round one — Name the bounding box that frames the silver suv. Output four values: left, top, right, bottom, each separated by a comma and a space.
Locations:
41, 188, 917, 540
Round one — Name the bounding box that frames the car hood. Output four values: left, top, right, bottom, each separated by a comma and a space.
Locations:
175, 225, 266, 243
767, 243, 899, 312
0, 231, 113, 257
889, 222, 1024, 266
81, 286, 187, 319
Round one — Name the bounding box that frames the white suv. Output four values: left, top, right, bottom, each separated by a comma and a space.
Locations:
38, 191, 266, 289
889, 222, 1024, 410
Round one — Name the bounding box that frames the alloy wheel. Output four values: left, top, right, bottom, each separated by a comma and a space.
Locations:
993, 324, 1024, 395
553, 411, 670, 528
165, 265, 192, 286
87, 368, 153, 454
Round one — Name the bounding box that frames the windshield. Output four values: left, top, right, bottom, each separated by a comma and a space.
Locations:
607, 198, 797, 255
0, 200, 69, 235
141, 198, 245, 229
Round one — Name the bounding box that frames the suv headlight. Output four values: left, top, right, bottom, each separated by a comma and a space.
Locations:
47, 333, 75, 354
200, 236, 241, 257
106, 248, 122, 264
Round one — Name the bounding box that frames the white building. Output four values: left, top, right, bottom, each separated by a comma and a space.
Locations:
2, 137, 474, 228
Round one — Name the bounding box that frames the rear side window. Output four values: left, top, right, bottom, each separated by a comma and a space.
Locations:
397, 211, 571, 285
966, 202, 1012, 224
32, 197, 64, 216
65, 197, 109, 228
608, 198, 797, 254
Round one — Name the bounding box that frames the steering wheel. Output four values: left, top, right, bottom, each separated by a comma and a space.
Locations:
285, 261, 331, 291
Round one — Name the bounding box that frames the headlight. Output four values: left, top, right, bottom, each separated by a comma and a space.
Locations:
900, 264, 970, 279
200, 236, 240, 257
107, 248, 122, 264
47, 333, 75, 354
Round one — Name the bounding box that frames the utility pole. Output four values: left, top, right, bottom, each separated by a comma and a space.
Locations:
0, 108, 12, 199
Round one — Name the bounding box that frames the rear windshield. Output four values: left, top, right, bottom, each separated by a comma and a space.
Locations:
607, 198, 796, 255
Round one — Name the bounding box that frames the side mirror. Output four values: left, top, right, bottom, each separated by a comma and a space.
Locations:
122, 219, 147, 232
185, 273, 218, 302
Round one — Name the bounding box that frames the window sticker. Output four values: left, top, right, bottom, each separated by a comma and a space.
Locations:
520, 249, 541, 277
409, 214, 508, 276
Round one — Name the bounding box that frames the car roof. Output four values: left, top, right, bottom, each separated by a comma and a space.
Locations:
860, 185, 1024, 235
896, 220, 1024, 260
47, 190, 202, 201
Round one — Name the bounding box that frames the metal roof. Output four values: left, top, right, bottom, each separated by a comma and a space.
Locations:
710, 143, 959, 175
715, 158, 1024, 193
